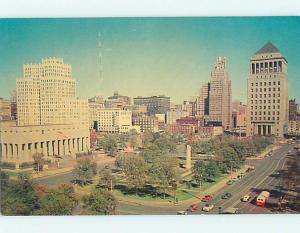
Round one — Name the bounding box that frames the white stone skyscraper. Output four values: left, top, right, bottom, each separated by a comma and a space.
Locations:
16, 58, 88, 129
247, 41, 289, 137
208, 57, 232, 129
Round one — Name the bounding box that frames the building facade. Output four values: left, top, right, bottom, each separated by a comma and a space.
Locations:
133, 95, 170, 115
196, 82, 210, 117
247, 41, 289, 137
208, 57, 232, 129
165, 124, 196, 135
96, 108, 133, 133
16, 58, 88, 129
0, 98, 12, 120
0, 121, 90, 163
289, 99, 299, 121
166, 110, 189, 124
132, 115, 159, 133
0, 58, 90, 164
105, 91, 131, 109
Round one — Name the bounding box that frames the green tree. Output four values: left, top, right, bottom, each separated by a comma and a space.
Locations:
1, 173, 39, 215
73, 158, 97, 185
98, 134, 118, 156
142, 131, 154, 148
0, 171, 9, 192
83, 189, 118, 215
205, 161, 220, 181
149, 156, 178, 199
98, 166, 116, 191
33, 152, 45, 173
37, 184, 77, 215
122, 155, 148, 193
128, 129, 138, 149
193, 160, 207, 187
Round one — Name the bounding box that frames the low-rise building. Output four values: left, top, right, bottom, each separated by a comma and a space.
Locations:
197, 126, 224, 138
96, 108, 132, 133
165, 124, 196, 135
0, 98, 12, 120
166, 110, 189, 124
132, 115, 158, 133
288, 120, 300, 135
0, 121, 90, 164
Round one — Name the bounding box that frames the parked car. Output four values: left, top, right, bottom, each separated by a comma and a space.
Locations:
232, 177, 238, 181
188, 203, 198, 212
221, 192, 232, 199
177, 210, 188, 215
226, 180, 234, 185
241, 195, 251, 202
202, 204, 214, 212
201, 195, 213, 202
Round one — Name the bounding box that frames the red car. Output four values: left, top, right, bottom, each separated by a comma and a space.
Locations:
201, 195, 213, 202
188, 203, 198, 212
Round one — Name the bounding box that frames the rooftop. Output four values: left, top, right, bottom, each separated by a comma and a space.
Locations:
255, 41, 280, 54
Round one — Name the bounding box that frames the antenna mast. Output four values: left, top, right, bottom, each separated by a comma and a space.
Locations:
98, 32, 103, 88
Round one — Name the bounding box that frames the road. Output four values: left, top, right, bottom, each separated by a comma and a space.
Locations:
190, 143, 294, 214
118, 143, 294, 214
32, 143, 295, 214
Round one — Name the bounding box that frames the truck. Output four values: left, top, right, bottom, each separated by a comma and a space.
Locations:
256, 191, 270, 207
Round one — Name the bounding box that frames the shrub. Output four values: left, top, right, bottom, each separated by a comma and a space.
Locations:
0, 161, 16, 169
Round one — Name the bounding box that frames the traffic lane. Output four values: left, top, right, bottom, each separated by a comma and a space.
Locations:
224, 147, 290, 214
33, 161, 114, 186
192, 144, 292, 214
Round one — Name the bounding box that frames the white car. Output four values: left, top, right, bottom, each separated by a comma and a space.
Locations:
242, 195, 251, 202
202, 204, 214, 212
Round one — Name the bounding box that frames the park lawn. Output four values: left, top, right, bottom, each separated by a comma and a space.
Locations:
4, 170, 32, 178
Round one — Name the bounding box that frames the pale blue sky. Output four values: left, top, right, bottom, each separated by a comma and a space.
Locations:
0, 17, 299, 104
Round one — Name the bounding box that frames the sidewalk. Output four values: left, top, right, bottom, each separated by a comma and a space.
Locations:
247, 144, 278, 160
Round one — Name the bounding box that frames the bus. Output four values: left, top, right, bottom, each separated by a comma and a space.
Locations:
256, 191, 270, 207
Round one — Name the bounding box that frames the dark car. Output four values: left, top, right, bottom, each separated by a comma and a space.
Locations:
221, 192, 232, 199
201, 195, 213, 202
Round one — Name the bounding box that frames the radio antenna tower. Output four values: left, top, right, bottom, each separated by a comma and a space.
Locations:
97, 32, 103, 91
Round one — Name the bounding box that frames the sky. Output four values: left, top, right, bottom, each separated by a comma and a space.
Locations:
0, 17, 299, 104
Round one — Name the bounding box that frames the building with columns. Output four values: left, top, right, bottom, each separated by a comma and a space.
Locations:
0, 121, 90, 162
0, 58, 90, 165
246, 41, 289, 137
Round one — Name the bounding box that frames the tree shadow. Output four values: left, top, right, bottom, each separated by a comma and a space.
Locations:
114, 184, 171, 199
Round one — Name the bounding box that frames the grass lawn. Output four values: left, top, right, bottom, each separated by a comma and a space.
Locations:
4, 170, 32, 178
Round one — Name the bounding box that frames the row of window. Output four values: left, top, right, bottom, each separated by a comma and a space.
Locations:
250, 81, 280, 87
251, 93, 281, 98
250, 99, 281, 104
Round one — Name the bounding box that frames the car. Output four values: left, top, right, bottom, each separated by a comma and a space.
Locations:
222, 192, 232, 199
223, 207, 240, 214
241, 195, 251, 202
188, 203, 198, 212
232, 177, 238, 181
202, 204, 214, 212
226, 180, 234, 185
177, 210, 188, 215
201, 195, 213, 202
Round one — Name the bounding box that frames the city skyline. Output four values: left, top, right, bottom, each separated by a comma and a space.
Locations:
0, 17, 299, 104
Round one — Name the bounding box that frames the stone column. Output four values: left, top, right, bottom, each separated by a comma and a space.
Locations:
77, 138, 80, 153
186, 144, 192, 170
53, 140, 58, 156
59, 140, 64, 156
7, 144, 12, 161
3, 144, 7, 160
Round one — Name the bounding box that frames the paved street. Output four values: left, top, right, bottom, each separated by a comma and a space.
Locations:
117, 143, 294, 215
32, 143, 296, 215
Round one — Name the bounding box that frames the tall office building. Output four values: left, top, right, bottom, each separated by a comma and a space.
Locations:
133, 95, 170, 115
196, 82, 210, 117
208, 57, 232, 129
16, 58, 88, 129
0, 58, 90, 164
289, 99, 298, 121
247, 41, 289, 137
